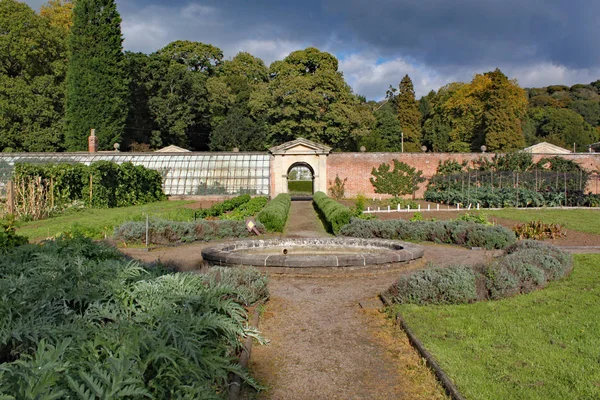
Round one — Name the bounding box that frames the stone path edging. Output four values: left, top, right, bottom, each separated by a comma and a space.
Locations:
380, 293, 467, 400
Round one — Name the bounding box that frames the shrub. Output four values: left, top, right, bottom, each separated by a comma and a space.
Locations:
0, 237, 268, 398
370, 159, 425, 197
339, 219, 516, 250
114, 219, 263, 244
513, 220, 566, 240
221, 196, 269, 220
385, 240, 572, 306
13, 161, 166, 213
0, 218, 28, 253
256, 193, 291, 232
329, 174, 347, 199
313, 191, 353, 234
456, 213, 491, 225
196, 194, 252, 218
385, 265, 477, 305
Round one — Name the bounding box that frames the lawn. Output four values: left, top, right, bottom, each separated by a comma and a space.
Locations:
16, 200, 196, 241
483, 208, 600, 236
395, 254, 600, 400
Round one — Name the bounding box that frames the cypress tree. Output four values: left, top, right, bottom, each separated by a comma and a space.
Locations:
396, 74, 422, 152
65, 0, 127, 151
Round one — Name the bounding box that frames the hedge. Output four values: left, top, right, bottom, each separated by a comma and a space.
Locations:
114, 219, 264, 244
256, 193, 291, 232
313, 191, 353, 235
384, 241, 572, 305
339, 219, 515, 250
13, 161, 166, 208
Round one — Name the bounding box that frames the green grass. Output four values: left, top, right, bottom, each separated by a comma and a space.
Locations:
288, 180, 313, 194
16, 200, 196, 241
483, 209, 600, 235
395, 254, 600, 400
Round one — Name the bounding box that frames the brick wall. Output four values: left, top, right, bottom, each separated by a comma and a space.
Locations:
327, 152, 600, 198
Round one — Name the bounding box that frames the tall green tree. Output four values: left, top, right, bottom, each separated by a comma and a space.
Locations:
65, 0, 127, 151
481, 69, 528, 151
249, 47, 374, 149
0, 0, 67, 152
396, 75, 422, 152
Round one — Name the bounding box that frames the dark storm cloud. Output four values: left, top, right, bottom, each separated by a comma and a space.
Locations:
324, 0, 600, 69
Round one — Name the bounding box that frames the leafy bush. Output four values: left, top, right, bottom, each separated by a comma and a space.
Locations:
513, 220, 566, 240
385, 240, 572, 306
385, 265, 478, 305
114, 218, 263, 244
0, 218, 28, 253
340, 219, 515, 250
456, 213, 491, 225
0, 237, 269, 398
221, 196, 269, 221
196, 194, 252, 218
13, 161, 166, 211
328, 175, 347, 199
256, 193, 291, 232
288, 180, 313, 194
370, 159, 425, 197
388, 197, 419, 209
313, 191, 353, 234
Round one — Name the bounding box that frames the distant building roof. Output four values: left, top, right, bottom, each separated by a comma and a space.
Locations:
523, 142, 571, 154
154, 145, 191, 153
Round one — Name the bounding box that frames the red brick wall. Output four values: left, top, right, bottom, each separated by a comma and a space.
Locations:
327, 153, 600, 198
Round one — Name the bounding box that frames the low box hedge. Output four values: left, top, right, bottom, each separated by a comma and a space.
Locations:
256, 193, 291, 232
384, 240, 573, 305
339, 219, 515, 250
114, 219, 264, 244
313, 191, 353, 235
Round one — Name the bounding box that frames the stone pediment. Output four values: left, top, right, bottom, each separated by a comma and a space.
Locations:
269, 138, 332, 156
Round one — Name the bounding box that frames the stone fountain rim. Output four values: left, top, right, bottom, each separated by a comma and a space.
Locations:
201, 237, 424, 268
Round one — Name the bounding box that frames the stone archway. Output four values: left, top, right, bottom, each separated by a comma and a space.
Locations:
269, 138, 332, 197
287, 162, 315, 198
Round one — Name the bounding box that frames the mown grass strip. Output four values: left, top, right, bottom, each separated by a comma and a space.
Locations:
395, 254, 600, 400
483, 209, 600, 235
16, 200, 195, 241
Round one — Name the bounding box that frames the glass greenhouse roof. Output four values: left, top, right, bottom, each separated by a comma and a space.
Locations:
0, 152, 271, 197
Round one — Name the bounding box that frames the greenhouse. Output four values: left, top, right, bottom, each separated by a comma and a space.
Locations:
0, 152, 271, 197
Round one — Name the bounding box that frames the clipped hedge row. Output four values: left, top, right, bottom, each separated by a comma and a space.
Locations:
384, 241, 573, 305
313, 191, 353, 235
340, 219, 515, 250
256, 193, 291, 232
114, 219, 264, 244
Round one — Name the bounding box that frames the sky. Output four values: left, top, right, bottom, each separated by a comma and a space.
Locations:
24, 0, 600, 99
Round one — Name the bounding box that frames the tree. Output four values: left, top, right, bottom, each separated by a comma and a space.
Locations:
530, 107, 597, 151
64, 0, 127, 151
370, 159, 425, 197
0, 0, 67, 152
209, 105, 267, 151
396, 75, 422, 152
481, 69, 528, 151
371, 102, 402, 151
250, 47, 374, 149
40, 0, 74, 32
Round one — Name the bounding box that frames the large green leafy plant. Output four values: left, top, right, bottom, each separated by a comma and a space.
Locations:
370, 159, 425, 198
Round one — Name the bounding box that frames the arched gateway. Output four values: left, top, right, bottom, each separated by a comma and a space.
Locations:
269, 138, 332, 197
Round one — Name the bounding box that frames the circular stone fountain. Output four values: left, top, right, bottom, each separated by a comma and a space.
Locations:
201, 238, 424, 271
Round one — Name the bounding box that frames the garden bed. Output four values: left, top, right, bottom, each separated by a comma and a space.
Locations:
394, 254, 600, 400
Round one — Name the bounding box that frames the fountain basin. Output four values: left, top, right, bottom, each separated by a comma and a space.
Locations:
201, 238, 424, 269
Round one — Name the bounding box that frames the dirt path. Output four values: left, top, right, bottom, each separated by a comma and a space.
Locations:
248, 243, 498, 400
284, 200, 330, 238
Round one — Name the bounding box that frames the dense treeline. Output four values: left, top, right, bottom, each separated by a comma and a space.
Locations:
1, 0, 599, 153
